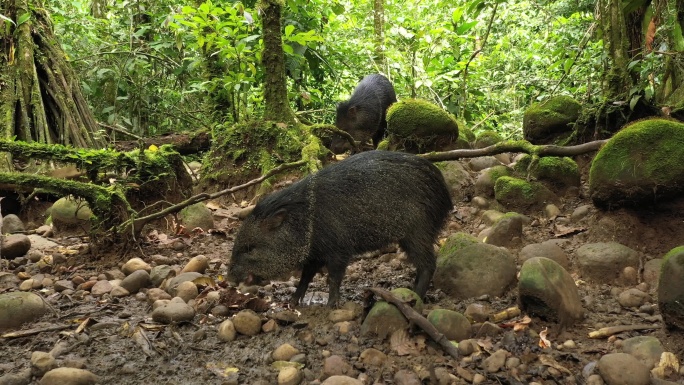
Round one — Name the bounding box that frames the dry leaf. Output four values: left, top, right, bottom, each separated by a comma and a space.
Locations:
539, 354, 571, 374
205, 362, 239, 378
651, 352, 679, 379
390, 329, 417, 356
539, 327, 551, 349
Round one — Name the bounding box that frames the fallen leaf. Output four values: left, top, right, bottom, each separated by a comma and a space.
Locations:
539, 327, 551, 349
539, 354, 571, 374
390, 329, 418, 356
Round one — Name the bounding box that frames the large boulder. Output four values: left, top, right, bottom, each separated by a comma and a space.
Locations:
589, 118, 684, 207
658, 246, 684, 330
514, 155, 580, 193
384, 99, 459, 152
522, 95, 581, 143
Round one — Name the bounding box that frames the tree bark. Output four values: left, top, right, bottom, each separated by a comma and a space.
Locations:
373, 0, 385, 69
0, 0, 103, 150
597, 0, 633, 101
260, 0, 297, 124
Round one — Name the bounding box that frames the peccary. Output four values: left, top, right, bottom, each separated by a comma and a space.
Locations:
229, 150, 453, 307
332, 74, 397, 154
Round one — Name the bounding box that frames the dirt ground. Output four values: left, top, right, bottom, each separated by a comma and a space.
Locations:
2, 155, 684, 385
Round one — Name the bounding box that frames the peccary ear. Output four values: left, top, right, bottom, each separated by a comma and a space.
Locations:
348, 105, 357, 119
260, 208, 287, 231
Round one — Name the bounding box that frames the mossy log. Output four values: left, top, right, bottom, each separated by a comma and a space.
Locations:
0, 173, 132, 233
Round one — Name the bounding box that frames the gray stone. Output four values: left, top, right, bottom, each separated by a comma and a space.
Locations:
2, 214, 25, 234
483, 349, 508, 373
469, 156, 502, 172
658, 247, 684, 329
39, 367, 99, 385
617, 288, 650, 309
485, 214, 523, 247
0, 292, 48, 331
360, 289, 422, 339
150, 297, 195, 323
179, 203, 214, 231
427, 309, 471, 342
597, 353, 650, 385
518, 257, 584, 325
643, 259, 662, 287
622, 336, 663, 369
166, 272, 202, 297
519, 241, 570, 269
575, 242, 639, 284
119, 270, 150, 294
2, 234, 31, 259
434, 242, 516, 300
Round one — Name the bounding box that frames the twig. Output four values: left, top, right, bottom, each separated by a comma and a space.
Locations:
588, 324, 659, 339
126, 160, 307, 236
420, 139, 607, 162
97, 122, 143, 140
2, 324, 73, 338
368, 287, 460, 360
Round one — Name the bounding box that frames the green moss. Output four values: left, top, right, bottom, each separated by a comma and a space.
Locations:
440, 232, 480, 255
495, 176, 554, 208
488, 165, 512, 182
515, 155, 580, 188
201, 120, 309, 188
523, 96, 582, 141
474, 131, 503, 148
589, 118, 684, 205
663, 246, 684, 264
459, 126, 476, 142
386, 99, 459, 138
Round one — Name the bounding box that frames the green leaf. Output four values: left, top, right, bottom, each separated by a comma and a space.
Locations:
0, 14, 15, 26
285, 25, 295, 37
629, 94, 641, 110
456, 21, 478, 34
17, 13, 30, 27
283, 44, 294, 54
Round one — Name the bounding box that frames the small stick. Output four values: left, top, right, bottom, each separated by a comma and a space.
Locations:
368, 287, 460, 360
2, 324, 72, 338
588, 324, 659, 339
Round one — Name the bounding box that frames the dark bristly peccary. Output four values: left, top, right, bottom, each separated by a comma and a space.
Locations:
229, 150, 453, 307
331, 74, 397, 154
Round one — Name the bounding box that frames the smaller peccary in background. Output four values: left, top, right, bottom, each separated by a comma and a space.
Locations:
229, 150, 453, 307
331, 74, 397, 154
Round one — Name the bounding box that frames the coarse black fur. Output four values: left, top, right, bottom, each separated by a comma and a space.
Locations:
229, 150, 453, 307
332, 74, 397, 153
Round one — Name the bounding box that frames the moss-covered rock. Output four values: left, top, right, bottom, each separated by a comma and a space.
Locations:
518, 257, 584, 325
473, 131, 503, 149
494, 176, 556, 210
475, 165, 513, 197
438, 161, 474, 202
523, 96, 581, 143
385, 99, 459, 152
179, 203, 214, 231
440, 232, 480, 255
514, 155, 580, 192
427, 309, 472, 342
360, 288, 423, 339
51, 196, 94, 230
589, 118, 684, 207
434, 243, 516, 300
658, 246, 684, 330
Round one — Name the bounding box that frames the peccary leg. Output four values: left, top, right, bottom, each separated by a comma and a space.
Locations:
290, 263, 321, 306
400, 238, 437, 299
325, 261, 347, 308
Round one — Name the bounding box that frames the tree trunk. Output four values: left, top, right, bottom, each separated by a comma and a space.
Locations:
0, 0, 104, 151
597, 0, 634, 101
373, 0, 385, 69
260, 0, 297, 124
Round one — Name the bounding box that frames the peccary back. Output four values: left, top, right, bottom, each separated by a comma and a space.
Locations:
332, 74, 397, 153
229, 150, 452, 306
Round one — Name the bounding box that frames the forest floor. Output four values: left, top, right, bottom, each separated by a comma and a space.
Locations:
2, 153, 684, 385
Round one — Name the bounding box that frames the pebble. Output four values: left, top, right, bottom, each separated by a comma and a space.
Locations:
175, 281, 198, 302
217, 319, 236, 342
150, 297, 195, 323
359, 348, 387, 367
328, 309, 355, 323
181, 255, 209, 273
232, 309, 262, 336
272, 343, 299, 361
322, 355, 355, 378
483, 349, 508, 372
110, 286, 130, 297
90, 280, 113, 296
277, 366, 302, 385
39, 367, 99, 385
31, 351, 56, 375
393, 369, 421, 385
320, 376, 363, 385
121, 257, 151, 275
146, 288, 172, 304
0, 292, 48, 331
617, 288, 650, 308
118, 270, 150, 294
457, 339, 481, 356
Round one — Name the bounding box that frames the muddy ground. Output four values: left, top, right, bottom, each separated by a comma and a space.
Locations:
1, 155, 684, 385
